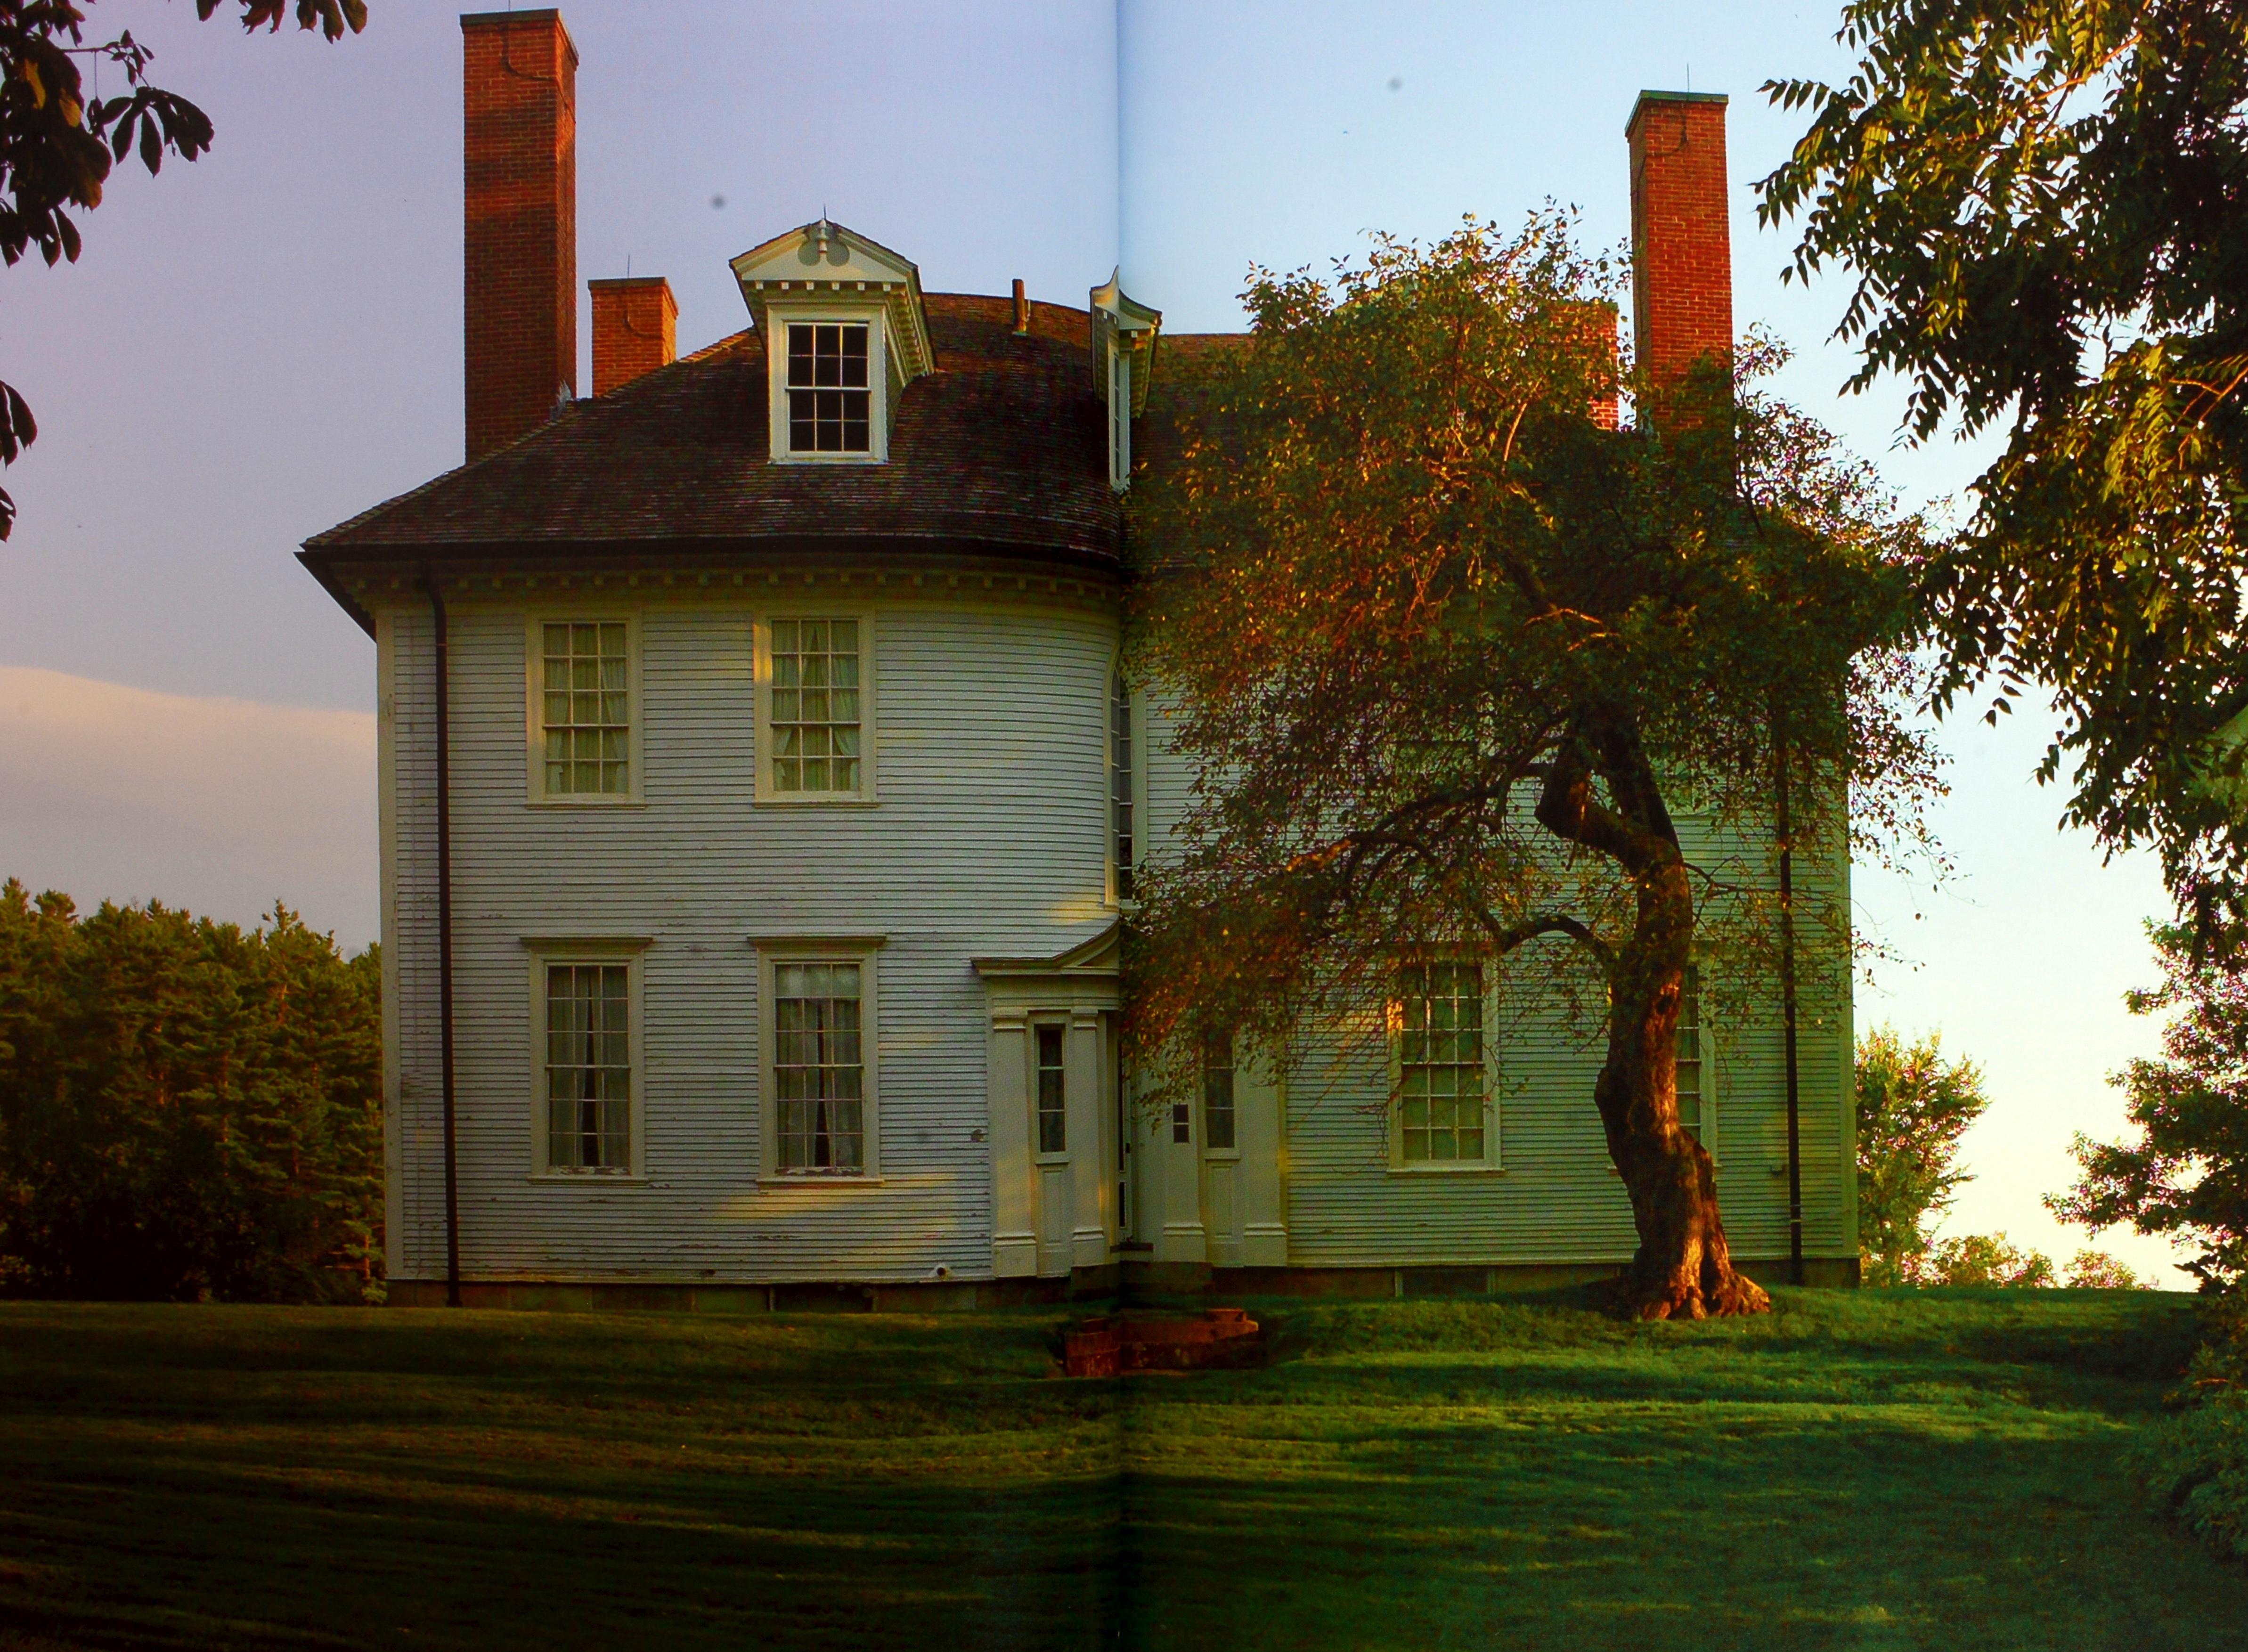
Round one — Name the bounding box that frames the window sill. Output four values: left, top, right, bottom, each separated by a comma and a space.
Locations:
529, 1172, 650, 1186
758, 1174, 887, 1188
1388, 1163, 1505, 1177
753, 794, 881, 809
527, 796, 648, 809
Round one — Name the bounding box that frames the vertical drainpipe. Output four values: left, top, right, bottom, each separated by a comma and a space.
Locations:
425, 571, 463, 1308
1775, 732, 1804, 1286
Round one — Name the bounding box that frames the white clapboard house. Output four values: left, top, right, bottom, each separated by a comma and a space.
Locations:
300, 10, 1857, 1308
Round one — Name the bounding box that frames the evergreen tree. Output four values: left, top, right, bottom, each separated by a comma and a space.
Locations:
0, 879, 382, 1300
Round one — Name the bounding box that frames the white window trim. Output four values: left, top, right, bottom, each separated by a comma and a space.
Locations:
1200, 1033, 1241, 1163
753, 935, 886, 1183
766, 304, 891, 464
523, 936, 652, 1182
754, 609, 878, 806
523, 610, 645, 807
1029, 1013, 1071, 1165
1387, 959, 1503, 1175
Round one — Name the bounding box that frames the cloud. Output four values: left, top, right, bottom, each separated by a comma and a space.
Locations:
0, 667, 375, 951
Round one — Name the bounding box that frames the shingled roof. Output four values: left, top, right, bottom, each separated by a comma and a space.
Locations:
301, 293, 1120, 588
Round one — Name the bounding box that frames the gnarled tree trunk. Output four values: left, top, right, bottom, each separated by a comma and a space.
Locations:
1538, 713, 1771, 1320
1599, 912, 1769, 1319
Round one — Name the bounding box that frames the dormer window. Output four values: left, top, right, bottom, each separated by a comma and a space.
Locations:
1090, 271, 1162, 494
730, 219, 937, 467
786, 321, 871, 454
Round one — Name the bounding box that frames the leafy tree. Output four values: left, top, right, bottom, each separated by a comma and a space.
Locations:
0, 878, 383, 1300
2051, 921, 2248, 1289
2064, 1248, 2150, 1289
1758, 0, 2248, 914
1917, 1231, 2056, 1287
1124, 216, 1939, 1319
1855, 1025, 1991, 1285
2136, 1284, 2248, 1562
0, 0, 367, 539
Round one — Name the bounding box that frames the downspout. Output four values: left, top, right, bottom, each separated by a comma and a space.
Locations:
1775, 729, 1804, 1286
425, 571, 462, 1308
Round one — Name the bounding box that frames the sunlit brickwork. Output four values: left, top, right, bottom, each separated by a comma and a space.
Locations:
463, 9, 578, 462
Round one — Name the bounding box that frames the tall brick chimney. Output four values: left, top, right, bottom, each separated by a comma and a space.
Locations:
462, 9, 578, 463
1626, 90, 1731, 401
589, 277, 677, 395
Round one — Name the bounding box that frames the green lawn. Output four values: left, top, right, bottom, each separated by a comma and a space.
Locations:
0, 1289, 2241, 1651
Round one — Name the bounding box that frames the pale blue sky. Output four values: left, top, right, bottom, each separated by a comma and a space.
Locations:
0, 0, 2184, 1279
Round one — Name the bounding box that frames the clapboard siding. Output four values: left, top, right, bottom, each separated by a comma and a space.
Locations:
382, 590, 1121, 1283
1139, 713, 1857, 1268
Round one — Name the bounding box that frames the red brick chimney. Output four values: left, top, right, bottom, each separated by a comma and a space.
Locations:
1567, 301, 1621, 430
589, 277, 677, 395
1626, 91, 1731, 403
462, 10, 578, 463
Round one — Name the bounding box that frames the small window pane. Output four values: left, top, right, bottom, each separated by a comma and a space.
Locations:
785, 323, 872, 453
1112, 670, 1135, 901
541, 622, 630, 796
1396, 963, 1485, 1164
770, 618, 863, 794
775, 962, 865, 1172
1036, 1025, 1067, 1154
1676, 965, 1703, 1140
546, 963, 631, 1172
1202, 1032, 1235, 1151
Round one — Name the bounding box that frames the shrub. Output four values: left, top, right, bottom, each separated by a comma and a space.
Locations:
1912, 1232, 2056, 1287
2064, 1249, 2151, 1289
2137, 1290, 2248, 1562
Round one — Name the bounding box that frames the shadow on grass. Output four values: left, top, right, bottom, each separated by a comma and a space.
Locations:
3, 1294, 2241, 1652
1117, 1370, 2245, 1652
0, 1304, 1118, 1652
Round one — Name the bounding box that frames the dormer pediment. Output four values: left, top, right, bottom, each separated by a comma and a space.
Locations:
730, 219, 935, 384
1089, 271, 1160, 416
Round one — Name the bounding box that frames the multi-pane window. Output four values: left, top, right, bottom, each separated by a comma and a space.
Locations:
545, 963, 631, 1172
770, 618, 862, 793
541, 622, 629, 796
1396, 963, 1486, 1164
1202, 1031, 1236, 1151
1035, 1025, 1067, 1154
786, 321, 871, 453
774, 962, 864, 1173
1675, 964, 1704, 1141
1107, 349, 1132, 489
1111, 669, 1135, 900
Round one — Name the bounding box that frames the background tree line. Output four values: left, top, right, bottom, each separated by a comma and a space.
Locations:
0, 878, 383, 1302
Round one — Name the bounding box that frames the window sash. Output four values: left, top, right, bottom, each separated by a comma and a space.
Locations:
545, 963, 631, 1172
774, 961, 865, 1172
1676, 965, 1703, 1140
786, 322, 871, 453
1396, 962, 1486, 1164
1111, 670, 1135, 900
1035, 1024, 1067, 1155
769, 618, 863, 794
1202, 1032, 1236, 1151
540, 621, 630, 796
1108, 350, 1131, 487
